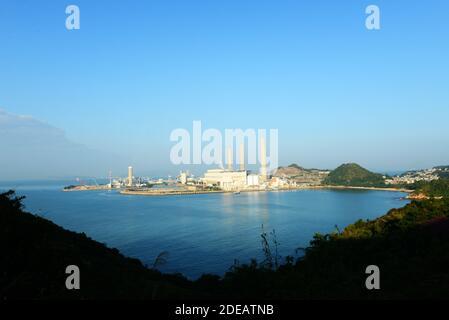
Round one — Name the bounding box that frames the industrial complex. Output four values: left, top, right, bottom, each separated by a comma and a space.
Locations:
64, 141, 302, 194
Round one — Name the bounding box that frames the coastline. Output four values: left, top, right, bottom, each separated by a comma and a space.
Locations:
118, 185, 413, 197
119, 189, 227, 196
62, 185, 112, 192
309, 185, 414, 193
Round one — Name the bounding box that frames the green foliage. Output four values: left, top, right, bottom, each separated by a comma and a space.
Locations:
3, 190, 449, 299
217, 199, 449, 299
413, 178, 449, 198
434, 166, 449, 180
324, 163, 386, 187
260, 225, 281, 270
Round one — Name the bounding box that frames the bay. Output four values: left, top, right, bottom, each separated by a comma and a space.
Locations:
0, 180, 409, 279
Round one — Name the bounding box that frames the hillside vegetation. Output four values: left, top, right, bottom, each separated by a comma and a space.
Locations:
0, 190, 196, 299
411, 178, 449, 198
2, 190, 449, 299
214, 199, 449, 299
324, 163, 385, 187
435, 166, 449, 179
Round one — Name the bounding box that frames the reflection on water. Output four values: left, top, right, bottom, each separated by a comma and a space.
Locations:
0, 180, 409, 279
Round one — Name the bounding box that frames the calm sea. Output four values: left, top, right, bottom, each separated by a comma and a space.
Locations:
0, 180, 409, 279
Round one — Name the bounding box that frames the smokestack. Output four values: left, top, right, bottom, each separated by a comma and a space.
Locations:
227, 146, 233, 171
260, 138, 267, 181
239, 143, 245, 171
128, 166, 133, 187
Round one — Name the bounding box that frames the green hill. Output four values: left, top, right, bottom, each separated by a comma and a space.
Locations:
324, 163, 385, 187
435, 166, 449, 179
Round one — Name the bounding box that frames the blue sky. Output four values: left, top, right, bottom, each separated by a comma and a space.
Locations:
1, 0, 449, 179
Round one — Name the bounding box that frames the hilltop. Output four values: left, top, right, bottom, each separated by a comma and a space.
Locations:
323, 163, 386, 187
434, 166, 449, 179
275, 164, 329, 186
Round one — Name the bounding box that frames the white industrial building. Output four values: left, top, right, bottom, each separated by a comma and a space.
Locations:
200, 140, 270, 191
202, 169, 248, 191
247, 174, 260, 187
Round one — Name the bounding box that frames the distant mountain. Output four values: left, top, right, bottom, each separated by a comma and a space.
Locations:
434, 166, 449, 179
324, 163, 385, 187
0, 109, 126, 179
276, 164, 306, 176
275, 164, 329, 186
286, 163, 304, 170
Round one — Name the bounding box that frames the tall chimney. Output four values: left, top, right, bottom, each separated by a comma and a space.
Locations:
128, 166, 133, 187
239, 143, 245, 171
260, 138, 267, 181
227, 146, 233, 171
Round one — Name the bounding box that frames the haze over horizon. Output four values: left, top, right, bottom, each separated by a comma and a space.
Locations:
1, 0, 449, 180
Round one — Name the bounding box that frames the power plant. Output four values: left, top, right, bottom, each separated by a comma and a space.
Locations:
201, 140, 271, 191
65, 139, 279, 194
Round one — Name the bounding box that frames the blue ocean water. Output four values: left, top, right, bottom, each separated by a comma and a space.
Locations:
0, 180, 409, 279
